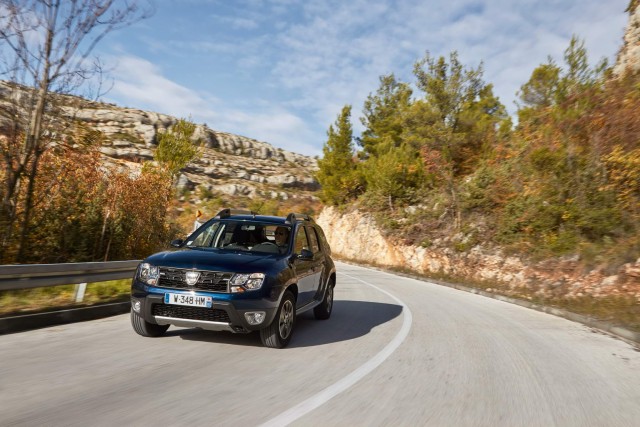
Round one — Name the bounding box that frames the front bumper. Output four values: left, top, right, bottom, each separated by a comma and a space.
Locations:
131, 281, 280, 333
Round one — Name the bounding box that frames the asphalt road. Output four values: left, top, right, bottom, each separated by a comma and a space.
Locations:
1, 262, 639, 427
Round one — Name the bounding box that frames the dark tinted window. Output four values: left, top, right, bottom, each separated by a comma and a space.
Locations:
307, 226, 320, 253
294, 226, 309, 253
315, 226, 331, 255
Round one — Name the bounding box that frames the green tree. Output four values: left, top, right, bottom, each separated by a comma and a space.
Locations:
404, 52, 507, 228
556, 35, 603, 103
155, 119, 201, 177
358, 74, 412, 158
363, 143, 424, 209
411, 51, 507, 176
518, 36, 608, 123
517, 57, 561, 119
497, 40, 638, 257
316, 105, 362, 205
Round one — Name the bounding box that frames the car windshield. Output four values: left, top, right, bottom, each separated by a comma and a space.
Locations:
185, 220, 291, 254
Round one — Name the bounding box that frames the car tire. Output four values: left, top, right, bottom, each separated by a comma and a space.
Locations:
314, 280, 334, 320
260, 291, 295, 348
131, 310, 169, 337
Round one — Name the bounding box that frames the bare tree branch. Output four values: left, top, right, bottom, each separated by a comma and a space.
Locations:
0, 0, 154, 262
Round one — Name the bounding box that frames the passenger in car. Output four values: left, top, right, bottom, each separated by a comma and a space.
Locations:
274, 226, 290, 251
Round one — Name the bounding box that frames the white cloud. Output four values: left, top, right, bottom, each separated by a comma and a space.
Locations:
261, 0, 628, 129
108, 55, 214, 116
104, 54, 321, 156
210, 15, 259, 30
97, 0, 630, 156
224, 108, 320, 155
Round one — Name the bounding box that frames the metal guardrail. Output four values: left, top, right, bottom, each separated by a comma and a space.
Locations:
0, 260, 141, 291
0, 260, 141, 334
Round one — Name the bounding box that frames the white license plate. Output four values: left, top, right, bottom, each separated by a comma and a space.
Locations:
164, 293, 212, 308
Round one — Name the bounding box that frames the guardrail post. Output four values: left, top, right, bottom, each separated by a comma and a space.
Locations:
74, 283, 87, 302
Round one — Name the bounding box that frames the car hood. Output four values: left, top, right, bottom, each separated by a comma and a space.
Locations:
144, 248, 284, 273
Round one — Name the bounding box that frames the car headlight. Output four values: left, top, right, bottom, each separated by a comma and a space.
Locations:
230, 273, 265, 292
138, 263, 159, 285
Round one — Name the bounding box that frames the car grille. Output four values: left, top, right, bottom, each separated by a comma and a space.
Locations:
157, 268, 232, 293
152, 304, 231, 323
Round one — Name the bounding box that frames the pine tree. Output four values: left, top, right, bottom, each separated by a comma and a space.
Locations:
358, 74, 412, 158
155, 118, 201, 177
316, 105, 362, 205
411, 51, 507, 177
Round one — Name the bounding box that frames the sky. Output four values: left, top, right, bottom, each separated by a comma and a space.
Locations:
93, 0, 630, 157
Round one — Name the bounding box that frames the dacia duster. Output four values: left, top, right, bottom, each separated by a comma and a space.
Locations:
130, 209, 336, 348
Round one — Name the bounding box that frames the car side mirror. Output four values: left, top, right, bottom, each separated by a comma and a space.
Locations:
170, 239, 184, 248
297, 248, 313, 260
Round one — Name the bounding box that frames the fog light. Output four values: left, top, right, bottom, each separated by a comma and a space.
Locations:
132, 299, 141, 313
244, 311, 266, 325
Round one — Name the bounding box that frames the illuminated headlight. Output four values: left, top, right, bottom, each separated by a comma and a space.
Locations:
137, 263, 159, 285
230, 273, 265, 292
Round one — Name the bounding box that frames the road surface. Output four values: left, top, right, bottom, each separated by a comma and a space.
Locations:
1, 262, 638, 426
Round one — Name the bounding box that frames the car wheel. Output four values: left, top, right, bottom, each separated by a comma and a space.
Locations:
131, 310, 169, 337
314, 280, 334, 320
260, 291, 295, 348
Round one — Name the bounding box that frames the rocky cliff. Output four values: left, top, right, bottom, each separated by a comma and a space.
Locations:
317, 207, 640, 302
614, 1, 640, 76
70, 101, 320, 201
0, 80, 319, 203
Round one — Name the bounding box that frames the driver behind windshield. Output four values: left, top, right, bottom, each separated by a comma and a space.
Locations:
274, 226, 290, 248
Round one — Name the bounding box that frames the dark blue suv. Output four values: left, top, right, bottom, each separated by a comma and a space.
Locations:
130, 209, 336, 348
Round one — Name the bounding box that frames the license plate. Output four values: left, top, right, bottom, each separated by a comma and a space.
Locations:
164, 293, 212, 308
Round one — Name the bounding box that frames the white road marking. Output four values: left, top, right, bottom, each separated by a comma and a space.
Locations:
259, 270, 413, 427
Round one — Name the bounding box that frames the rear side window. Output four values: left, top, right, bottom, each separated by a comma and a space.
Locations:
315, 226, 331, 255
307, 226, 320, 253
294, 226, 309, 253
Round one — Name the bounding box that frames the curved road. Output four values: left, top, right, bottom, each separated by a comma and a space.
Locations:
1, 262, 638, 426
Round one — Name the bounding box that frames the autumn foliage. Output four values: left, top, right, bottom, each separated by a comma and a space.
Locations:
317, 37, 640, 265
0, 122, 178, 264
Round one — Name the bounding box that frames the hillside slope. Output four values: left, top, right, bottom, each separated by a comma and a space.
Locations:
318, 206, 640, 332
0, 80, 320, 210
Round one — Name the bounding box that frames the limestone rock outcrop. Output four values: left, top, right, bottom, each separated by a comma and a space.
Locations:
614, 1, 640, 76
69, 106, 316, 168
317, 206, 640, 301
0, 81, 319, 202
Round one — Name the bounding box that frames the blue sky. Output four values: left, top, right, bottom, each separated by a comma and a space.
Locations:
94, 0, 629, 156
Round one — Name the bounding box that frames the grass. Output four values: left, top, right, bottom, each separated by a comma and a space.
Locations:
0, 279, 131, 317
540, 295, 640, 332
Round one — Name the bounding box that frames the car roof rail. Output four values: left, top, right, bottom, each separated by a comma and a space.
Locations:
215, 208, 259, 219
285, 213, 314, 224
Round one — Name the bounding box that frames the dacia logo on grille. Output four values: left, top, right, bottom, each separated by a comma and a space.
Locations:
185, 271, 200, 286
